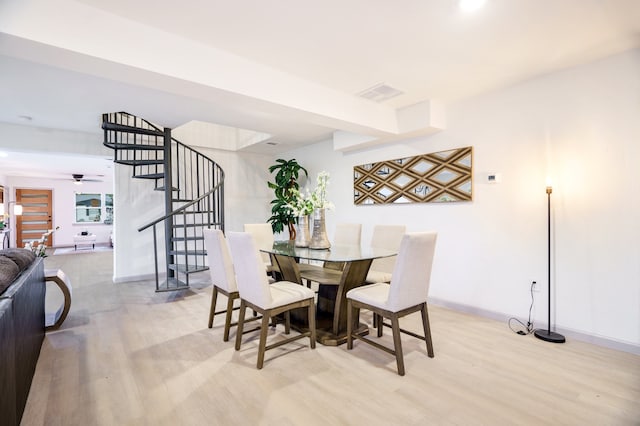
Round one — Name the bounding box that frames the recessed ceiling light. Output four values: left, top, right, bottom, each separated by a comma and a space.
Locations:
18, 115, 33, 121
459, 0, 486, 12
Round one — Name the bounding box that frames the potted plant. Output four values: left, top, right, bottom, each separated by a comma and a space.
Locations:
267, 159, 308, 239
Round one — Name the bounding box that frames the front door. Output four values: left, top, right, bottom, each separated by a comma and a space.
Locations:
15, 188, 53, 249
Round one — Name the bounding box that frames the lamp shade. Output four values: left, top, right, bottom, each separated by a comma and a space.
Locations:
13, 204, 23, 215
0, 204, 4, 216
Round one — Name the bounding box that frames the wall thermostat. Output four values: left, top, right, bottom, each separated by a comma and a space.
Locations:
487, 173, 502, 183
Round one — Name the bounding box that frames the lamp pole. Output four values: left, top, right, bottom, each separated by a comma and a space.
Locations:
534, 186, 565, 343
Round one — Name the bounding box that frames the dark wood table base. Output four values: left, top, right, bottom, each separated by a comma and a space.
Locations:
273, 253, 373, 346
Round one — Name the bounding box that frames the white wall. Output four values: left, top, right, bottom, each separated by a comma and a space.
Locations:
282, 49, 640, 348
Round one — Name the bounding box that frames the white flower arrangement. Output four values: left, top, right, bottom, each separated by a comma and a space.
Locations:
310, 171, 334, 210
25, 226, 60, 257
286, 171, 334, 216
286, 187, 314, 217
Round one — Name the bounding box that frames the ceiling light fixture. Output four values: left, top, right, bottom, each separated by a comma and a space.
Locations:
459, 0, 486, 12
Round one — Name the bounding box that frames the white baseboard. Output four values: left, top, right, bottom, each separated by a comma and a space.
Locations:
113, 272, 159, 284
428, 297, 640, 356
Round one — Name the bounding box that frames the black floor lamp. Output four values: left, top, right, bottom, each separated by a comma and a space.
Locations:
534, 185, 565, 343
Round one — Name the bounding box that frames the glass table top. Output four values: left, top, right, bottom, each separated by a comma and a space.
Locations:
263, 241, 397, 262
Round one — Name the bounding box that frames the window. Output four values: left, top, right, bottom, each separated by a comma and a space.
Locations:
75, 193, 114, 223
104, 193, 113, 224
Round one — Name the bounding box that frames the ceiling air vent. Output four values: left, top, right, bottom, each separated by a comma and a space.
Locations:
357, 83, 404, 103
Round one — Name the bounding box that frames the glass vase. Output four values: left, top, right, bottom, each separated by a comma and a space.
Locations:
309, 208, 331, 249
295, 215, 311, 247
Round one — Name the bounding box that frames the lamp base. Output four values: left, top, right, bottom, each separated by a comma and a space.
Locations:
534, 329, 566, 343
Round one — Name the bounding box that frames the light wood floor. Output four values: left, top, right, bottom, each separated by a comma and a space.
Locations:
21, 251, 639, 425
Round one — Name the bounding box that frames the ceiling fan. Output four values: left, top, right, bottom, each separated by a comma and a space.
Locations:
71, 174, 103, 184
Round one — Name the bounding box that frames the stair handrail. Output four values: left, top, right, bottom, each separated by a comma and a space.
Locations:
137, 181, 223, 232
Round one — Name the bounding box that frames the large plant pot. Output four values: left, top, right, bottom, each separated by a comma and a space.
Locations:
309, 208, 330, 249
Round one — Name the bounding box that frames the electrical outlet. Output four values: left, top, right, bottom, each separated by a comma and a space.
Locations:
531, 280, 540, 292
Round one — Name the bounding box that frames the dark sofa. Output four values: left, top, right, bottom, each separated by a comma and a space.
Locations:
0, 249, 45, 426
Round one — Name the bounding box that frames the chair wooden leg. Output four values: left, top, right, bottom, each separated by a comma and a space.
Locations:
208, 286, 219, 328
223, 294, 235, 342
421, 303, 434, 358
307, 301, 316, 349
235, 301, 247, 351
256, 313, 271, 370
347, 300, 354, 349
284, 311, 291, 334
377, 313, 383, 337
390, 314, 405, 376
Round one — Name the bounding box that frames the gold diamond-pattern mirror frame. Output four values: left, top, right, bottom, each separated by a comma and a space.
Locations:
353, 146, 473, 205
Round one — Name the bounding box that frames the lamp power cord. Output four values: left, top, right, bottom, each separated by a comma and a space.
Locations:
508, 281, 535, 335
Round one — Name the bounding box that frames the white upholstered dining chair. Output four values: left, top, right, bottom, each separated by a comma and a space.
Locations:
227, 231, 317, 369
243, 223, 279, 279
365, 225, 406, 284
204, 229, 240, 341
333, 222, 362, 246
346, 232, 438, 376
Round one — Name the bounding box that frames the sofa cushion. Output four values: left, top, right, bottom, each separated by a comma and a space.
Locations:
0, 256, 20, 295
0, 249, 36, 272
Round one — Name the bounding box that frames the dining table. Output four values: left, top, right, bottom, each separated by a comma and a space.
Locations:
262, 241, 397, 346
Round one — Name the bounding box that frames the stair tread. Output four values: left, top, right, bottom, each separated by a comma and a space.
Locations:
115, 159, 164, 166
104, 142, 164, 151
168, 264, 209, 273
102, 122, 164, 137
171, 236, 205, 241
156, 277, 190, 292
169, 250, 207, 255
134, 173, 164, 179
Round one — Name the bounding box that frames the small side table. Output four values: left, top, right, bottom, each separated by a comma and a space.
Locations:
73, 234, 96, 250
44, 269, 72, 331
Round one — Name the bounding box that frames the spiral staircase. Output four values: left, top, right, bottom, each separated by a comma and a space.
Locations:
102, 112, 225, 291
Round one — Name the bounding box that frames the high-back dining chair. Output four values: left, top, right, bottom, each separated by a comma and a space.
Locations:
227, 232, 317, 369
346, 232, 438, 376
333, 223, 362, 246
244, 223, 279, 278
204, 229, 240, 341
365, 225, 406, 284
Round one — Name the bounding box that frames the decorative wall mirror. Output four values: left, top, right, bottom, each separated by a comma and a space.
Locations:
353, 146, 473, 205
